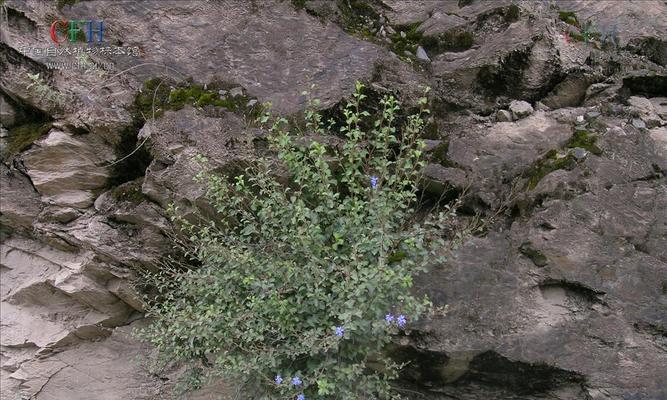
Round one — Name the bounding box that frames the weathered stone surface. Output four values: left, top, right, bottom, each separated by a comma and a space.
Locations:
509, 100, 534, 119
496, 109, 512, 122
0, 164, 42, 230
23, 130, 113, 208
449, 113, 571, 180
1, 0, 667, 399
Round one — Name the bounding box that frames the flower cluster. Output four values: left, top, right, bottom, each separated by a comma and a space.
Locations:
274, 375, 305, 399
385, 313, 407, 328
335, 326, 345, 337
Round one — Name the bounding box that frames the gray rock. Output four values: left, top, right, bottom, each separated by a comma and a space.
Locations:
400, 30, 406, 38
509, 100, 534, 120
246, 99, 258, 107
535, 101, 550, 111
0, 126, 8, 138
543, 74, 594, 109
229, 87, 244, 98
585, 111, 601, 120
649, 97, 667, 120
23, 130, 113, 209
1, 1, 667, 399
632, 118, 646, 129
571, 147, 588, 160
415, 46, 431, 62
628, 96, 663, 128
496, 109, 512, 122
404, 50, 414, 58
0, 164, 42, 229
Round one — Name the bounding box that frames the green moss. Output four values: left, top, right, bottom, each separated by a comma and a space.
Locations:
133, 78, 263, 122
505, 4, 520, 23
568, 30, 585, 42
110, 178, 145, 204
390, 22, 422, 55
526, 150, 577, 190
2, 122, 52, 160
559, 11, 579, 27
389, 23, 469, 66
519, 242, 548, 267
566, 130, 603, 156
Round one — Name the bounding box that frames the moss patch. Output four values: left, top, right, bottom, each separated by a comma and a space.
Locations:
525, 150, 577, 190
390, 22, 474, 59
519, 242, 548, 267
133, 77, 263, 122
566, 129, 603, 156
2, 122, 53, 160
559, 11, 579, 27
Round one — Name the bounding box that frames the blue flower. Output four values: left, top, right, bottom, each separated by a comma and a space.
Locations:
385, 313, 394, 324
335, 326, 345, 337
291, 376, 302, 386
297, 395, 305, 400
370, 175, 378, 189
274, 374, 282, 385
397, 314, 407, 328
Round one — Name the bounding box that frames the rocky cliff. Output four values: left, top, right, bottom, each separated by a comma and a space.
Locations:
1, 1, 666, 399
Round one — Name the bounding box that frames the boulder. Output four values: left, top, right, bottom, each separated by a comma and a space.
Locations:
509, 100, 534, 119
496, 109, 513, 122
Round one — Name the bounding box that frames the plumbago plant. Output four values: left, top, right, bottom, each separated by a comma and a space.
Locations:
137, 82, 457, 399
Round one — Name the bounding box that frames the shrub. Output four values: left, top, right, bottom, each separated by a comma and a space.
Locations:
137, 82, 455, 399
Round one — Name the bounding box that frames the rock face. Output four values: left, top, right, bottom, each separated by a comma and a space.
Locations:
1, 1, 666, 399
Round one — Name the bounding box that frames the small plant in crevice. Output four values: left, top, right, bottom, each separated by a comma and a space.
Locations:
338, 0, 384, 38
524, 149, 577, 190
26, 72, 67, 108
137, 82, 461, 399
